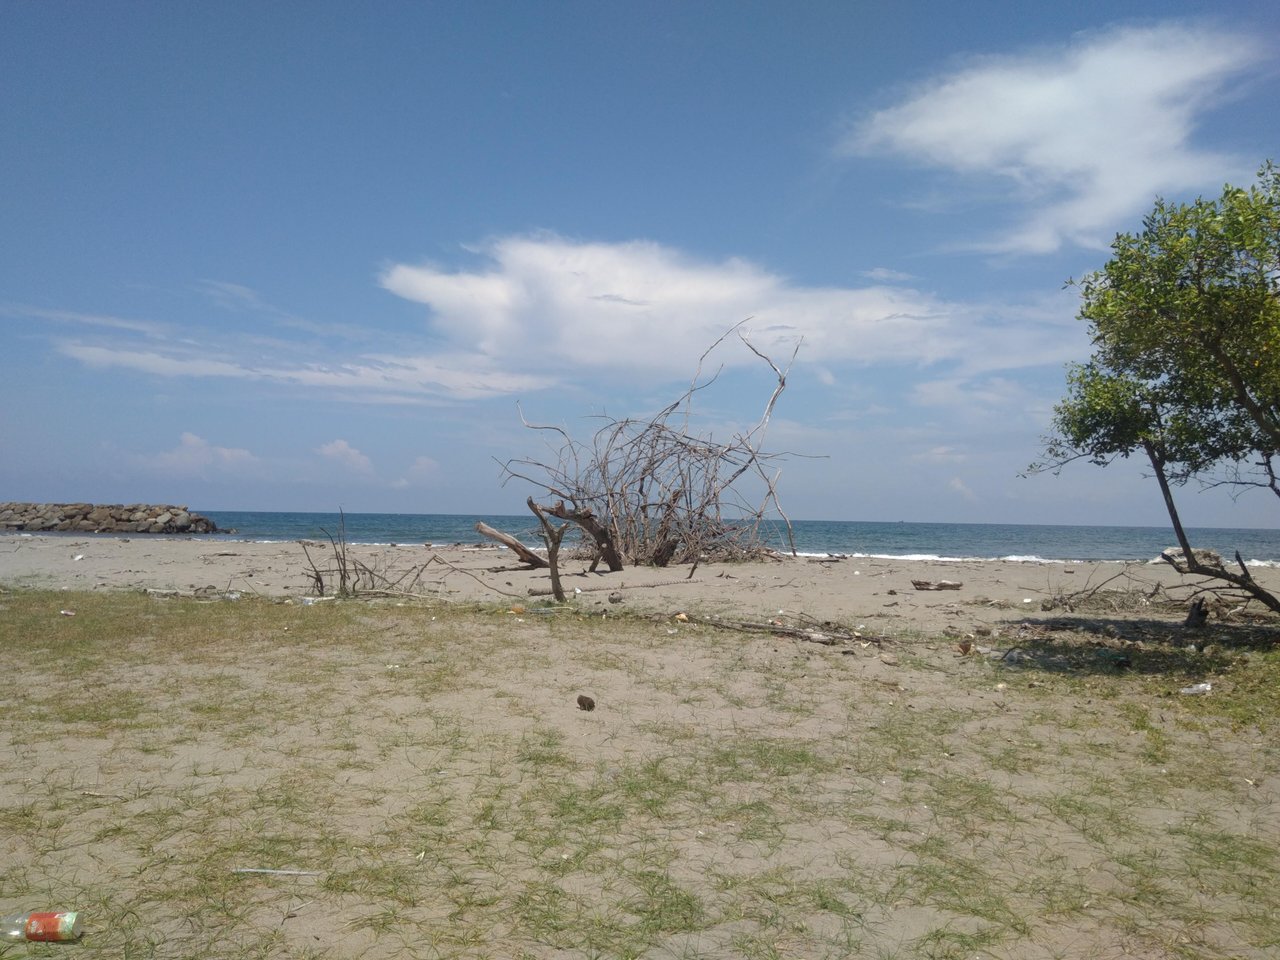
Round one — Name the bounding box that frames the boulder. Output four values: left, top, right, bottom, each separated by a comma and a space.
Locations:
0, 502, 219, 535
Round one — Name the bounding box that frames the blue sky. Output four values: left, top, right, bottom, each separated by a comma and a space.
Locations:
3, 1, 1278, 526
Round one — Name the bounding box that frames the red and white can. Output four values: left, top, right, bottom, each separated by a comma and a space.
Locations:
22, 911, 83, 942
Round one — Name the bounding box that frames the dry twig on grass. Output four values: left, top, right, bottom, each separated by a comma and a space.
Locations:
672, 611, 885, 647
1036, 562, 1267, 618
527, 577, 701, 598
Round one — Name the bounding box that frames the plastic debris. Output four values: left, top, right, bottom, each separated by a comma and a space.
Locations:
1, 911, 83, 942
1179, 682, 1212, 695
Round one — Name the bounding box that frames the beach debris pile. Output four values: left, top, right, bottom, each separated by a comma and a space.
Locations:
0, 501, 218, 535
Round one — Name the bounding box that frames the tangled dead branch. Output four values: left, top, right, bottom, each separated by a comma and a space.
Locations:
1033, 562, 1271, 620
501, 321, 801, 569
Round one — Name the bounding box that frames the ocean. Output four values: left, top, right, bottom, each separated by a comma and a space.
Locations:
199, 511, 1280, 565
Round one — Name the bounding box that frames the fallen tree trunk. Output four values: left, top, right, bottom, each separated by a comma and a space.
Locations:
474, 522, 548, 568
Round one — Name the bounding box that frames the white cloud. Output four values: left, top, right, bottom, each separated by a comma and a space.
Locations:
844, 22, 1264, 252
147, 432, 256, 475
382, 234, 1022, 376
317, 439, 373, 474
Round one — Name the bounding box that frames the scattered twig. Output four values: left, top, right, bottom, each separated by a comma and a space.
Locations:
428, 553, 527, 598
673, 612, 882, 647
528, 577, 701, 597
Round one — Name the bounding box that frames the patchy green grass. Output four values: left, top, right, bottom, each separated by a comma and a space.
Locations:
0, 587, 1277, 959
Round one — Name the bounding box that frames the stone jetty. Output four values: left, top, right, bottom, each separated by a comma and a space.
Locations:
0, 502, 219, 535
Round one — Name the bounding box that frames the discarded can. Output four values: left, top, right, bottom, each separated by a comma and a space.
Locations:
1, 910, 84, 942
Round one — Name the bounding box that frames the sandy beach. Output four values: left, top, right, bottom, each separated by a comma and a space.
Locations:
5, 532, 1276, 634
5, 534, 1280, 957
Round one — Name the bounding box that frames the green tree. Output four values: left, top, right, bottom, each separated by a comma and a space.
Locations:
1039, 162, 1280, 611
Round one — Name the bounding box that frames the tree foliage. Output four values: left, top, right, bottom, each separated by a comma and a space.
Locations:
1047, 161, 1280, 480
1039, 162, 1280, 611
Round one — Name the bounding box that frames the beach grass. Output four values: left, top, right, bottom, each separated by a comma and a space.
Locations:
0, 587, 1277, 959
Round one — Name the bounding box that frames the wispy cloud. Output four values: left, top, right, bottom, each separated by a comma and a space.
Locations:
196, 279, 368, 340
2, 304, 169, 337
64, 344, 257, 379
913, 445, 968, 464
58, 342, 553, 401
862, 267, 915, 283
913, 375, 1034, 413
49, 237, 1081, 410
391, 455, 440, 489
196, 280, 275, 313
843, 22, 1266, 253
948, 476, 978, 501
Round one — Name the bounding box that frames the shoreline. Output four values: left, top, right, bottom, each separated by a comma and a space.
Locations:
6, 529, 1280, 568
6, 532, 1279, 634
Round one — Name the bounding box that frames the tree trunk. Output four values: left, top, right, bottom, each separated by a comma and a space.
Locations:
526, 501, 568, 602
535, 498, 624, 572
1143, 441, 1280, 613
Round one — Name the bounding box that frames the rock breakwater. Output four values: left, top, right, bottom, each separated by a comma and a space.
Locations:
0, 502, 219, 535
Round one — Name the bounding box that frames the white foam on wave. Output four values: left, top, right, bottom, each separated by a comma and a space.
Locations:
796, 550, 1065, 563
794, 550, 1134, 564
1143, 554, 1280, 568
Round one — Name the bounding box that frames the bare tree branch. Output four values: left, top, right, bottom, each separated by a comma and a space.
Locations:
500, 322, 802, 567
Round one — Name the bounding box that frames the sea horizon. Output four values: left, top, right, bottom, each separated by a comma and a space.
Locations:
171, 509, 1280, 566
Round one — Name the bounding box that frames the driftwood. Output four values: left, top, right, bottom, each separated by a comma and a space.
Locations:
528, 577, 700, 597
501, 322, 800, 568
911, 579, 962, 591
474, 522, 548, 568
675, 612, 886, 647
1161, 547, 1228, 575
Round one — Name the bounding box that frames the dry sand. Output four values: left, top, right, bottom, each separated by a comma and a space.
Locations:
5, 532, 1278, 633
